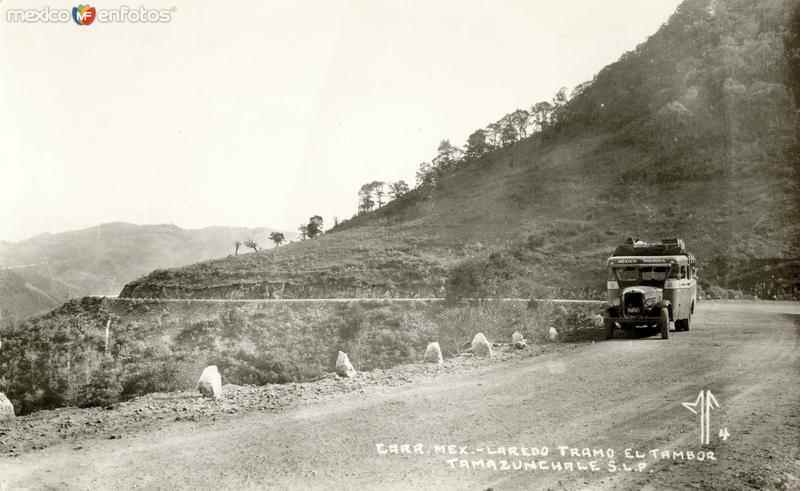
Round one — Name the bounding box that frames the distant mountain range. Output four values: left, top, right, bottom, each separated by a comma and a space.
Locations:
0, 222, 291, 319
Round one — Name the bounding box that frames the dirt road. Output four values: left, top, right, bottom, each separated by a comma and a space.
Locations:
1, 301, 798, 490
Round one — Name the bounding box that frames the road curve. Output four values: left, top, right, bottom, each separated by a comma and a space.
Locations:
1, 301, 798, 490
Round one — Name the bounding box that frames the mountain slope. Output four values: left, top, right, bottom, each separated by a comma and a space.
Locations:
0, 223, 289, 318
122, 0, 799, 301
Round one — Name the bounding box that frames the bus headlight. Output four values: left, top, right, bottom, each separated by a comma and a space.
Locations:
645, 298, 655, 307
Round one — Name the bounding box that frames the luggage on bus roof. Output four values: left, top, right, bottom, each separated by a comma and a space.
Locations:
613, 237, 687, 257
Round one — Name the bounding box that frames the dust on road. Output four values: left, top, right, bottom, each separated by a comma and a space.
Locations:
1, 301, 798, 490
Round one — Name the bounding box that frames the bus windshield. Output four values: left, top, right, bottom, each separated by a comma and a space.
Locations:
611, 266, 670, 282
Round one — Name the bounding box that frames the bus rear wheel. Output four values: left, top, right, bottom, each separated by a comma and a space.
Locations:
676, 315, 691, 332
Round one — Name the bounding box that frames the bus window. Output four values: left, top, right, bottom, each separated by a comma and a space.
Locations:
639, 267, 668, 282
615, 267, 638, 281
680, 265, 687, 279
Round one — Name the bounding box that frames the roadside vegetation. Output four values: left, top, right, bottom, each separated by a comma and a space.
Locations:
0, 297, 601, 415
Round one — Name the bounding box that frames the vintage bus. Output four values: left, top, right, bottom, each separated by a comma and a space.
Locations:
603, 238, 697, 340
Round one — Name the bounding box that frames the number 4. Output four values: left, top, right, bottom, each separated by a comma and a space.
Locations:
719, 427, 730, 441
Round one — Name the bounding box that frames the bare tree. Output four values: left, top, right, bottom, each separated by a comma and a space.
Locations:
234, 240, 242, 255
374, 182, 387, 207
244, 239, 259, 254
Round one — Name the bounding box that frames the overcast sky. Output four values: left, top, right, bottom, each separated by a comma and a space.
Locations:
0, 0, 681, 242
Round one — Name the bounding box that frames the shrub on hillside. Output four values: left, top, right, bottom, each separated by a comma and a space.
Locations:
77, 359, 123, 408
335, 303, 368, 342
354, 328, 421, 370
175, 319, 223, 351
446, 257, 492, 300
214, 349, 287, 385
349, 309, 436, 370
120, 357, 195, 398
436, 301, 535, 354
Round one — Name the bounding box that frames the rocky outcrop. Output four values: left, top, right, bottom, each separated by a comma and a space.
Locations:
0, 393, 15, 423
119, 281, 442, 300
471, 333, 492, 357
423, 342, 443, 365
198, 366, 223, 400
336, 351, 356, 378
512, 331, 527, 349
549, 326, 558, 341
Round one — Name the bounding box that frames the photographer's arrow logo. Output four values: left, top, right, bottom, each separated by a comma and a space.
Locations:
683, 390, 720, 445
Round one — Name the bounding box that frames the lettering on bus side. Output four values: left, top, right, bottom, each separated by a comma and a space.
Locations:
612, 257, 678, 264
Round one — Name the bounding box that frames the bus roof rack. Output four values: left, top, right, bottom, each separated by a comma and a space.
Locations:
613, 238, 687, 257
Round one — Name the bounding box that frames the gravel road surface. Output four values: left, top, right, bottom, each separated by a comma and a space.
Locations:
1, 301, 797, 490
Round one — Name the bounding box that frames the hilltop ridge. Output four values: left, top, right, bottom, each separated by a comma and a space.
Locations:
122, 0, 799, 301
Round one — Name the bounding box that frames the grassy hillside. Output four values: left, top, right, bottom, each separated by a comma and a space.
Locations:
119, 0, 796, 301
0, 223, 289, 319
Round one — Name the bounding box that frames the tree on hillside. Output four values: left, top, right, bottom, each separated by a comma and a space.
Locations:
358, 191, 375, 214
358, 182, 377, 214
465, 129, 490, 159
298, 224, 308, 240
550, 87, 569, 125
307, 215, 323, 238
415, 161, 435, 188
373, 181, 388, 207
432, 139, 463, 174
389, 180, 409, 199
486, 122, 503, 148
500, 121, 519, 146
570, 81, 592, 101
269, 232, 285, 247
509, 109, 532, 139
244, 239, 259, 254
234, 240, 241, 256
530, 101, 554, 132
